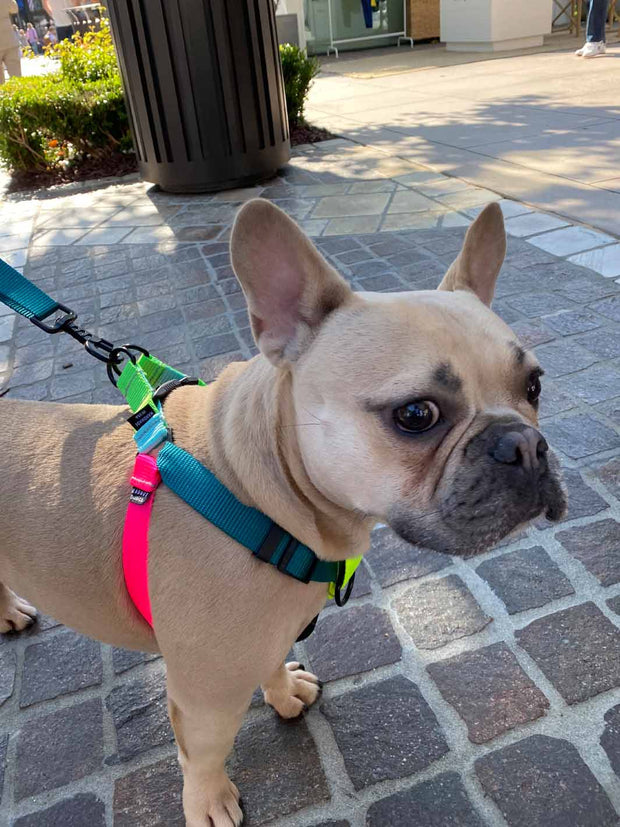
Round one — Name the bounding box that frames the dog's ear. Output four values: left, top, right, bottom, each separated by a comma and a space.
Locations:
230, 199, 353, 366
437, 202, 505, 306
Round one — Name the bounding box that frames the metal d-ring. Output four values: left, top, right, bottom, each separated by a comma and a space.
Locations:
106, 346, 136, 386
105, 344, 150, 386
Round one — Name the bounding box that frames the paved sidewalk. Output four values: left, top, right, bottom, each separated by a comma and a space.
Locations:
0, 140, 620, 826
306, 38, 620, 238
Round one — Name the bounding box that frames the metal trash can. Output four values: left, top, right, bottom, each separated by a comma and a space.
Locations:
106, 0, 290, 193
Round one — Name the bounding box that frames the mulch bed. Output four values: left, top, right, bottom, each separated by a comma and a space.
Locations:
5, 151, 139, 194
4, 123, 336, 193
290, 122, 336, 145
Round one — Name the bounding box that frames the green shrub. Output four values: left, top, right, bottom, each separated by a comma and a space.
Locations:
0, 74, 130, 172
49, 17, 118, 83
279, 43, 320, 127
0, 17, 130, 173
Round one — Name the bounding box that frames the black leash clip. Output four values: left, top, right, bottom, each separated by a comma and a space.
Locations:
334, 561, 355, 607
30, 303, 77, 334
29, 301, 150, 388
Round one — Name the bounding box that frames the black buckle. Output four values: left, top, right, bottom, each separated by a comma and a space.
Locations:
30, 303, 77, 334
255, 524, 316, 584
334, 562, 355, 607
152, 376, 202, 405
256, 523, 287, 563
276, 537, 317, 584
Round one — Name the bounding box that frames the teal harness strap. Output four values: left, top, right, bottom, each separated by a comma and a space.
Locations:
157, 441, 338, 584
0, 258, 59, 321
0, 254, 362, 598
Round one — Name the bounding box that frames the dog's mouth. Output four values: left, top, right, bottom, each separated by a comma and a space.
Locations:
388, 456, 567, 557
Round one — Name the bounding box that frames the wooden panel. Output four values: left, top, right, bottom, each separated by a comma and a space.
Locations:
407, 0, 440, 40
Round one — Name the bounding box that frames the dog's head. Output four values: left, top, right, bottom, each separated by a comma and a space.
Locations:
230, 199, 566, 556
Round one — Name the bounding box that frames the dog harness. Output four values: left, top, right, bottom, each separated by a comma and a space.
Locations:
0, 258, 361, 630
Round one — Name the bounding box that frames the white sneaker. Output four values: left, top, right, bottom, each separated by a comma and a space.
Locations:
581, 41, 606, 58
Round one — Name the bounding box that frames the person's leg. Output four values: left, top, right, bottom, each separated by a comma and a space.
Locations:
3, 47, 21, 78
586, 0, 607, 42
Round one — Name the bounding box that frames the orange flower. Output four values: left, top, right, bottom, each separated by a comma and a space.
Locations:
48, 139, 59, 148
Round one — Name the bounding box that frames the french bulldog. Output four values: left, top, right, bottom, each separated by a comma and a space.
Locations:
0, 199, 566, 826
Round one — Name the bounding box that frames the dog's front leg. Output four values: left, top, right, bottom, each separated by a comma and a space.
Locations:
261, 661, 322, 719
167, 673, 249, 827
0, 583, 37, 632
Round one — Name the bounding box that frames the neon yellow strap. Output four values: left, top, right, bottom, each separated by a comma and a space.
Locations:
328, 556, 363, 598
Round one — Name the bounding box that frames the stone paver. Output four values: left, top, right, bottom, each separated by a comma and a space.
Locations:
106, 671, 174, 762
475, 735, 618, 827
528, 225, 615, 257
516, 603, 620, 704
570, 245, 620, 279
556, 467, 608, 522
394, 574, 491, 649
20, 627, 103, 707
312, 822, 349, 827
557, 520, 620, 587
13, 794, 107, 827
304, 604, 402, 682
543, 414, 620, 459
428, 643, 549, 743
366, 773, 485, 827
601, 704, 620, 779
592, 457, 620, 500
228, 716, 330, 824
365, 524, 450, 586
320, 677, 449, 790
0, 734, 7, 805
504, 213, 570, 238
113, 756, 183, 827
14, 699, 104, 801
476, 546, 575, 614
0, 649, 16, 706
1, 138, 620, 826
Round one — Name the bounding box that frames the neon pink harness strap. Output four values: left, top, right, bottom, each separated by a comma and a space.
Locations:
123, 453, 161, 627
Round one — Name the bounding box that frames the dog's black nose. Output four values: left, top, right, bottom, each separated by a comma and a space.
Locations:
491, 426, 548, 471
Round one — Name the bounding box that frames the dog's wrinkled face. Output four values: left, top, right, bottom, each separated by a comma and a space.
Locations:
231, 199, 566, 556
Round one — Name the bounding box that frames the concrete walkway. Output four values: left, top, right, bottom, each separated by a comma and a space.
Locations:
1, 139, 620, 825
306, 36, 620, 237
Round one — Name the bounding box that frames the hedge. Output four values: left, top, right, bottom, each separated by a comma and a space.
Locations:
0, 74, 130, 172
0, 18, 131, 174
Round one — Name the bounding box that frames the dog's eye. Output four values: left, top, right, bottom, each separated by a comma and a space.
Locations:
527, 372, 542, 405
393, 401, 440, 434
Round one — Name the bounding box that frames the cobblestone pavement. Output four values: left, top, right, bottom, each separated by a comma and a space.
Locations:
1, 139, 620, 826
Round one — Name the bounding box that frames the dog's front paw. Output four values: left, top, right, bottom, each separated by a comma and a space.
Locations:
0, 587, 37, 633
263, 661, 322, 719
184, 773, 243, 827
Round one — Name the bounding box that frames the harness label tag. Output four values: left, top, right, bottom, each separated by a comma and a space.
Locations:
128, 405, 156, 431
